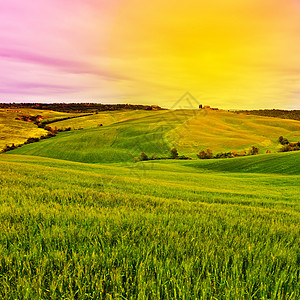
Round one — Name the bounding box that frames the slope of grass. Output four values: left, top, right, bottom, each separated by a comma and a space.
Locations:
0, 109, 47, 150
0, 109, 82, 151
170, 110, 300, 154
50, 109, 159, 129
7, 110, 189, 163
7, 109, 300, 163
0, 154, 299, 299
186, 151, 300, 175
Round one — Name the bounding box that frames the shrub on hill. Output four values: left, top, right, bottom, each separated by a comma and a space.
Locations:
170, 148, 179, 159
279, 144, 292, 152
248, 146, 259, 155
279, 144, 300, 152
277, 136, 300, 153
140, 152, 148, 161
214, 152, 234, 159
1, 143, 18, 153
197, 150, 207, 159
197, 149, 213, 159
24, 137, 40, 144
278, 136, 289, 145
16, 114, 44, 123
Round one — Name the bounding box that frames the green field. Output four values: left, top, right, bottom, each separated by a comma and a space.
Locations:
9, 109, 300, 163
0, 109, 299, 299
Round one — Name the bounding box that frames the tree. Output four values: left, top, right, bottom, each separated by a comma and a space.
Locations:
170, 147, 178, 159
140, 152, 148, 161
206, 149, 213, 159
248, 146, 259, 155
197, 149, 213, 159
278, 136, 289, 145
197, 150, 207, 159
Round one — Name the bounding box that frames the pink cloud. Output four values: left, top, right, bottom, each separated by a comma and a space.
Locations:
0, 47, 130, 81
0, 0, 123, 101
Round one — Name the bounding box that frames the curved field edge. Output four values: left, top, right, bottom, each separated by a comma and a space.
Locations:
0, 108, 87, 151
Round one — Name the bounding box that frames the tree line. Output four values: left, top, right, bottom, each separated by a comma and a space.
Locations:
137, 146, 260, 162
0, 103, 164, 113
137, 135, 300, 162
138, 148, 192, 161
235, 109, 300, 122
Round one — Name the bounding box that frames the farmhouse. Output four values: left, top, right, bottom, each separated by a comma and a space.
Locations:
199, 104, 219, 110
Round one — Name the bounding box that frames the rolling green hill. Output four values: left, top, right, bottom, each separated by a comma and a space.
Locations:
186, 151, 300, 175
8, 109, 300, 163
1, 108, 300, 298
0, 153, 299, 299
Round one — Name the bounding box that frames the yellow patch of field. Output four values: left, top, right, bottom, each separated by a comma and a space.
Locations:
168, 110, 300, 154
0, 109, 81, 150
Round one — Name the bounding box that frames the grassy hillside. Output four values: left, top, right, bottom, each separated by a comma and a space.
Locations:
0, 153, 299, 299
169, 110, 300, 154
0, 109, 82, 151
187, 151, 300, 175
7, 110, 187, 162
8, 109, 300, 163
50, 109, 160, 130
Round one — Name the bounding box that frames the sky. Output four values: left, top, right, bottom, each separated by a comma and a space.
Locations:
1, 0, 300, 109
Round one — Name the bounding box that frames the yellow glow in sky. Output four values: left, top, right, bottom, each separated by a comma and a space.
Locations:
109, 0, 300, 109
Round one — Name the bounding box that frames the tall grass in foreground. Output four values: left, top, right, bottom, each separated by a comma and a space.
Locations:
0, 155, 299, 299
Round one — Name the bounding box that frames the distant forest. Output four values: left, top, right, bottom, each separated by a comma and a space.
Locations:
0, 103, 164, 113
235, 109, 300, 122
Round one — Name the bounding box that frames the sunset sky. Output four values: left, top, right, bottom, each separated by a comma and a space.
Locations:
1, 0, 300, 109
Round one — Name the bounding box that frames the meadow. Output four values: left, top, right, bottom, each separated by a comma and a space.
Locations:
9, 109, 300, 162
0, 109, 299, 299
